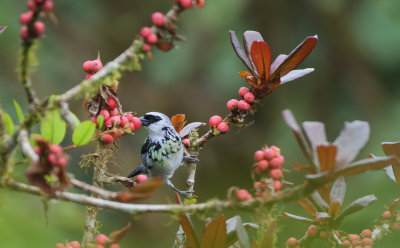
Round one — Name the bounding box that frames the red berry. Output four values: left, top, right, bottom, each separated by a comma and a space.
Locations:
151, 12, 165, 26
286, 237, 298, 247
33, 21, 45, 36
109, 244, 120, 248
91, 60, 103, 73
91, 116, 98, 126
43, 0, 54, 11
264, 148, 275, 160
237, 100, 250, 111
129, 122, 136, 131
27, 0, 37, 11
110, 116, 121, 126
179, 0, 192, 8
147, 34, 158, 44
55, 243, 66, 248
85, 73, 93, 79
102, 134, 114, 144
99, 110, 110, 120
269, 145, 280, 155
95, 234, 109, 245
182, 139, 190, 147
108, 98, 117, 109
319, 231, 329, 239
382, 210, 391, 219
104, 118, 112, 128
126, 113, 133, 122
47, 153, 57, 165
349, 234, 361, 241
132, 117, 141, 129
361, 238, 373, 246
109, 108, 119, 117
82, 61, 93, 73
209, 115, 222, 127
140, 27, 152, 38
20, 26, 29, 40
68, 241, 81, 248
270, 168, 283, 179
270, 155, 284, 168
196, 0, 205, 8
19, 11, 33, 24
34, 147, 41, 155
142, 43, 152, 52
257, 160, 269, 171
361, 229, 372, 238
136, 174, 148, 183
58, 157, 68, 168
392, 223, 400, 231
226, 99, 238, 110
273, 180, 282, 191
34, 0, 44, 3
254, 181, 266, 190
115, 131, 123, 137
216, 122, 229, 132
254, 150, 265, 161
50, 145, 62, 155
306, 225, 318, 236
120, 116, 129, 127
236, 189, 252, 201
341, 240, 351, 247
238, 87, 249, 97
243, 92, 255, 103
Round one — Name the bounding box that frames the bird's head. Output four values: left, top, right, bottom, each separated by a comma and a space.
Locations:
140, 112, 174, 136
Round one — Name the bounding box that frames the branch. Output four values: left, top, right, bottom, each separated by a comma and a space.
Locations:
18, 129, 39, 162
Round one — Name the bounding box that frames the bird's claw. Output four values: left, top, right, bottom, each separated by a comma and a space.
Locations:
178, 190, 196, 199
183, 155, 199, 163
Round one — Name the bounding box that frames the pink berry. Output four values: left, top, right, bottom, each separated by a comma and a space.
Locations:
147, 34, 158, 44
136, 174, 148, 183
254, 150, 265, 161
349, 234, 361, 241
20, 26, 29, 40
237, 100, 250, 111
109, 244, 120, 248
286, 237, 298, 247
216, 122, 229, 132
270, 168, 283, 179
270, 155, 284, 168
254, 181, 266, 190
151, 12, 165, 26
142, 43, 152, 52
382, 210, 391, 219
179, 0, 192, 9
273, 180, 282, 191
120, 116, 129, 127
109, 108, 119, 117
209, 115, 222, 127
82, 61, 93, 73
361, 229, 372, 238
47, 153, 57, 165
91, 116, 98, 125
27, 0, 37, 11
55, 244, 66, 248
238, 87, 249, 97
196, 0, 205, 8
320, 231, 329, 239
43, 0, 54, 11
126, 113, 133, 122
19, 11, 33, 24
68, 241, 81, 248
226, 99, 238, 110
341, 240, 351, 247
182, 139, 190, 146
264, 148, 275, 160
110, 116, 121, 126
58, 157, 67, 168
361, 238, 373, 246
104, 118, 112, 128
132, 117, 142, 129
50, 145, 62, 155
140, 27, 152, 38
243, 92, 255, 103
99, 110, 110, 120
95, 234, 109, 245
236, 189, 252, 201
34, 147, 41, 155
33, 21, 45, 36
307, 225, 318, 236
392, 223, 400, 231
85, 73, 93, 79
129, 122, 136, 131
108, 98, 117, 109
91, 60, 103, 73
257, 160, 269, 171
102, 134, 114, 144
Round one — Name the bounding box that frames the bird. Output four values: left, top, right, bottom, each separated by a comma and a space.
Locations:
127, 112, 196, 198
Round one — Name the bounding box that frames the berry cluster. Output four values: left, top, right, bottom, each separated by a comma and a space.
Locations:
55, 234, 120, 248
226, 87, 255, 112
209, 115, 229, 133
253, 145, 284, 193
35, 143, 68, 168
19, 0, 54, 41
83, 59, 103, 79
55, 241, 80, 248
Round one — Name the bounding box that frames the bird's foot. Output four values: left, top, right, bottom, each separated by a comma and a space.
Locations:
183, 155, 199, 163
177, 190, 196, 199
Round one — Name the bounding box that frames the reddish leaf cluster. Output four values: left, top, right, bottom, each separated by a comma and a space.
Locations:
25, 137, 68, 193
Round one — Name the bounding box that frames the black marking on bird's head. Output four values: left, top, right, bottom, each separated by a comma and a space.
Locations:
140, 112, 175, 136
140, 113, 162, 127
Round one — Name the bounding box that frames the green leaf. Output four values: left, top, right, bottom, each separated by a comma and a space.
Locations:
381, 142, 400, 186
335, 195, 377, 223
40, 108, 66, 144
282, 212, 318, 224
72, 121, 96, 146
2, 112, 15, 135
13, 99, 24, 123
68, 111, 81, 127
200, 215, 227, 248
97, 115, 104, 130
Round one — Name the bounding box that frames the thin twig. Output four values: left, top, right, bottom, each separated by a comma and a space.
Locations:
18, 129, 39, 162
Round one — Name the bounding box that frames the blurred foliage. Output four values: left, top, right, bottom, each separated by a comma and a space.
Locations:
1, 0, 400, 247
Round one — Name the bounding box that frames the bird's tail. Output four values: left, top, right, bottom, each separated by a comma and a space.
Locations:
127, 164, 148, 178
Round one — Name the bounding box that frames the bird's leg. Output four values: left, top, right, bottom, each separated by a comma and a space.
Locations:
183, 155, 199, 163
166, 179, 195, 199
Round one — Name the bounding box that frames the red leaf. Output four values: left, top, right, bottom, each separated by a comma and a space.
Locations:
381, 142, 400, 185
317, 144, 337, 172
250, 41, 271, 80
179, 213, 200, 248
109, 222, 132, 243
171, 114, 186, 133
114, 178, 163, 202
229, 31, 255, 75
298, 200, 317, 217
200, 215, 227, 248
269, 35, 318, 81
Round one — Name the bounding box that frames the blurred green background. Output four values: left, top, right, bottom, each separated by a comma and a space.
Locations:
1, 0, 400, 247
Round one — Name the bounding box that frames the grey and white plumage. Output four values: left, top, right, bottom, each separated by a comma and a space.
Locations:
128, 112, 193, 197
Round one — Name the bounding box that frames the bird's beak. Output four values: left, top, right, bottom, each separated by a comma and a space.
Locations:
139, 116, 150, 127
